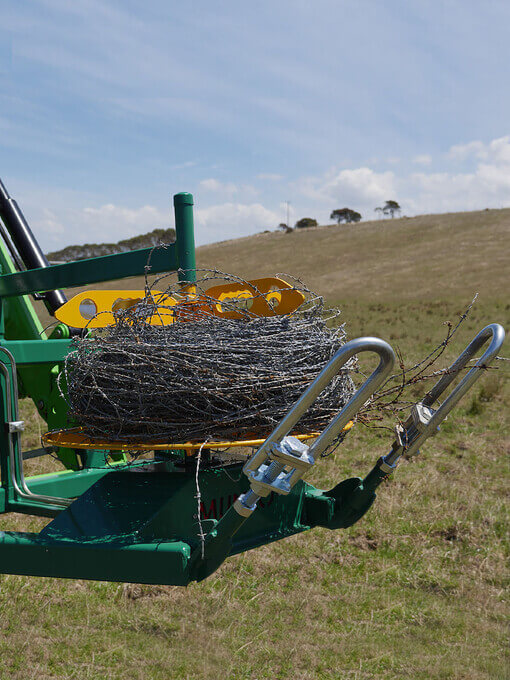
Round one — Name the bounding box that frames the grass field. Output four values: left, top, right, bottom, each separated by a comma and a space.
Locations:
0, 209, 508, 679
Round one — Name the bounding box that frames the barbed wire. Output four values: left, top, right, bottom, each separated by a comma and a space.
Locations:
60, 270, 356, 444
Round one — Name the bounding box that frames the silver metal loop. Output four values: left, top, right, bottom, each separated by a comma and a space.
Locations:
385, 323, 505, 464
239, 337, 396, 510
422, 323, 505, 410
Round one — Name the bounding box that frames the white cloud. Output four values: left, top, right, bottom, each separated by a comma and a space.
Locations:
485, 136, 510, 164
448, 140, 486, 161
289, 136, 510, 221
408, 165, 510, 212
405, 136, 510, 212
34, 203, 170, 250
448, 136, 510, 163
199, 178, 258, 201
32, 199, 280, 251
199, 178, 238, 196
82, 204, 169, 238
37, 209, 66, 237
327, 168, 396, 205
294, 167, 396, 215
26, 136, 510, 252
413, 154, 432, 165
25, 181, 279, 250
194, 202, 280, 243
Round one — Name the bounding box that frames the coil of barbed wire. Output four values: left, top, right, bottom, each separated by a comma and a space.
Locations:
60, 270, 356, 443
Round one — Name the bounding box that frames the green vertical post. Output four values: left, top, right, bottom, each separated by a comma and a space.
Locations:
173, 192, 196, 283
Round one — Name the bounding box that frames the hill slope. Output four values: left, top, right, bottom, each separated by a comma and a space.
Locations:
195, 208, 509, 302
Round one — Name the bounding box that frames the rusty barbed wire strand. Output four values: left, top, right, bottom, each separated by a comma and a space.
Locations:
354, 294, 508, 433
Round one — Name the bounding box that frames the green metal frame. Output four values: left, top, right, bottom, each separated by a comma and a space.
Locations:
0, 465, 375, 584
0, 191, 197, 508
0, 189, 381, 585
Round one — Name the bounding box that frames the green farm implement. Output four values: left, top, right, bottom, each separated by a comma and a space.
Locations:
0, 179, 505, 585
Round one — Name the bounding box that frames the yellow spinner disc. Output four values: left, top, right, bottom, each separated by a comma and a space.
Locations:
42, 422, 354, 457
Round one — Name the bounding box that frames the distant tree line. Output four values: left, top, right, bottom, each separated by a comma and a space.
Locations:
47, 227, 176, 263
278, 200, 401, 232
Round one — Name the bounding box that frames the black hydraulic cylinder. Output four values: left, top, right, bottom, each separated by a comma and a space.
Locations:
0, 178, 67, 315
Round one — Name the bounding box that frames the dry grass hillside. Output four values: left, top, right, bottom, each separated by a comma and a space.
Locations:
195, 208, 509, 302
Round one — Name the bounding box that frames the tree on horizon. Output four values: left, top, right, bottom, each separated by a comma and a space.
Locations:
330, 208, 362, 224
277, 222, 293, 233
375, 200, 401, 218
295, 217, 318, 229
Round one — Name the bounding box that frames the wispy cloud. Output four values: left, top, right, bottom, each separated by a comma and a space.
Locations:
199, 178, 258, 201
413, 154, 432, 165
257, 173, 284, 181
448, 136, 510, 164
199, 179, 238, 196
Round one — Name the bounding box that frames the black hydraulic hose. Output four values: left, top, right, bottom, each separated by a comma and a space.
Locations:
0, 219, 26, 273
0, 178, 67, 315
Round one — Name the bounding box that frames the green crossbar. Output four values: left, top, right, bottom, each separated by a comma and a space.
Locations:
0, 339, 72, 364
0, 244, 179, 298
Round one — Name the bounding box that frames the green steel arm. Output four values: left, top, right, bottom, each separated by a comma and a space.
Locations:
0, 244, 179, 297
0, 237, 46, 340
1, 339, 72, 364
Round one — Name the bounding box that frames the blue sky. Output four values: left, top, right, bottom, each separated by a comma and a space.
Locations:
1, 0, 510, 250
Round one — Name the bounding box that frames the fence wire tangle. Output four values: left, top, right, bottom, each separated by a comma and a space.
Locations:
61, 270, 356, 444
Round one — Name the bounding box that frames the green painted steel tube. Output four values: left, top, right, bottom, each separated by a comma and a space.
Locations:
362, 461, 391, 493
190, 504, 258, 581
1, 338, 72, 364
173, 193, 196, 282
0, 244, 179, 298
0, 532, 192, 585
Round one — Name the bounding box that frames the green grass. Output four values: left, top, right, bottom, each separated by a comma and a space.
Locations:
2, 209, 509, 679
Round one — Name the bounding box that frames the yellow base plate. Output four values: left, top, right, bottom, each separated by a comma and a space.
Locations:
54, 277, 306, 328
42, 422, 354, 456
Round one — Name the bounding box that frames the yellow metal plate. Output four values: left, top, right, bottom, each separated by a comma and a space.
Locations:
54, 290, 170, 329
54, 277, 305, 328
42, 421, 354, 456
203, 277, 306, 320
